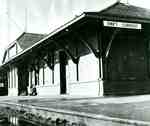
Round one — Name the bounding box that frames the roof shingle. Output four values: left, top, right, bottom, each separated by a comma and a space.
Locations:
86, 2, 150, 23
17, 32, 46, 50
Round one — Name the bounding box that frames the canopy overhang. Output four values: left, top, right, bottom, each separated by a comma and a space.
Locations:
1, 2, 150, 70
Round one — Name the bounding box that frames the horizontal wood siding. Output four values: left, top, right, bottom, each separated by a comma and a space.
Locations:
104, 81, 150, 96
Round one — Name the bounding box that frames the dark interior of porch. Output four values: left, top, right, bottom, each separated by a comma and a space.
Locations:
104, 24, 150, 96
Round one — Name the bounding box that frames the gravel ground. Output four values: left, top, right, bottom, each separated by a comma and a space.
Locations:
1, 95, 150, 122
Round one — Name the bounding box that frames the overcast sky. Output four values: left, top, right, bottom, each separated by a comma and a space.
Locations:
0, 0, 150, 64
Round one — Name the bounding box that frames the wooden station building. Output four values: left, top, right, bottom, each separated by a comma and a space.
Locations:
1, 2, 150, 96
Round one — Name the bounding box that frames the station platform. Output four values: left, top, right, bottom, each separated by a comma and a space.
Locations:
0, 95, 150, 126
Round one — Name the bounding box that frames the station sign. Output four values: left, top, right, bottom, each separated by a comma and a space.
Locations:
103, 20, 141, 29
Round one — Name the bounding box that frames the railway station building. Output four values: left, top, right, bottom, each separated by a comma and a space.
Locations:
1, 2, 150, 96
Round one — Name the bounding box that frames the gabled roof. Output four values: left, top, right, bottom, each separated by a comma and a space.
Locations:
2, 32, 46, 63
102, 2, 150, 19
86, 2, 150, 23
1, 2, 150, 68
17, 32, 46, 50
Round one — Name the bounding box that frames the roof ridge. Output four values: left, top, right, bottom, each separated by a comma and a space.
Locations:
5, 32, 47, 49
23, 32, 47, 36
97, 1, 120, 13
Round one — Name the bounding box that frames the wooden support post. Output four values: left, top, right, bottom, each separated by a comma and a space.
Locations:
28, 70, 32, 95
42, 66, 45, 85
52, 69, 54, 84
45, 51, 55, 84
75, 47, 79, 81
76, 62, 79, 81
59, 51, 67, 94
54, 39, 79, 64
97, 20, 104, 96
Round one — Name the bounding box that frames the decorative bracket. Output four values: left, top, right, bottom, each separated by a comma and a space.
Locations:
54, 40, 80, 64
73, 32, 99, 58
105, 28, 120, 58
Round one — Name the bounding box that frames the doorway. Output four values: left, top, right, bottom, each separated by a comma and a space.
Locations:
18, 65, 29, 95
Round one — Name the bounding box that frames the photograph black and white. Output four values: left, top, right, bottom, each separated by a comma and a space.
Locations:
0, 0, 149, 125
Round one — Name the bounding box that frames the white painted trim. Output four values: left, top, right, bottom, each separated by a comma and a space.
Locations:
36, 84, 60, 88
69, 80, 99, 85
98, 78, 104, 96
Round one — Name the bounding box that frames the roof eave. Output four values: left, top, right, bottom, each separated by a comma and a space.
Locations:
0, 13, 86, 70
85, 12, 150, 24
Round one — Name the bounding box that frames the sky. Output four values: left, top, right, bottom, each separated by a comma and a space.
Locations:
0, 0, 150, 64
